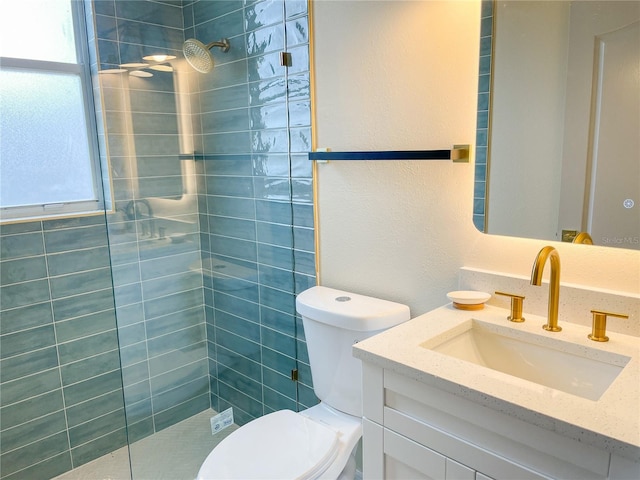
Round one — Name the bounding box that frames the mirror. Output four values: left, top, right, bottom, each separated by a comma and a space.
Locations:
473, 0, 639, 250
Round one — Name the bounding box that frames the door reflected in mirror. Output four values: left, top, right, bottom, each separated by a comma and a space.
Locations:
473, 0, 639, 250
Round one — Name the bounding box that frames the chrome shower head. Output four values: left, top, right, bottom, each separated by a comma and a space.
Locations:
183, 38, 230, 73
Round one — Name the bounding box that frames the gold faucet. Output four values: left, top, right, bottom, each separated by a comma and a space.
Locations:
530, 246, 562, 332
572, 232, 594, 245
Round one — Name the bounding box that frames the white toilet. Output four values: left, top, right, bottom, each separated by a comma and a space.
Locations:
196, 285, 410, 480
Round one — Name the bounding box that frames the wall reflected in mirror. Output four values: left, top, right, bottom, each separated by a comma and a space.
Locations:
474, 0, 639, 250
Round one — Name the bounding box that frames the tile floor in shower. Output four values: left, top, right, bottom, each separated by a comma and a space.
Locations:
54, 409, 238, 480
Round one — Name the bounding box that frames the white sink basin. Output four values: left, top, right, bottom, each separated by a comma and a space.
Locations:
421, 319, 631, 401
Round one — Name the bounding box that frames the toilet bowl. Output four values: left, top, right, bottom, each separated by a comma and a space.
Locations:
196, 404, 361, 480
196, 286, 410, 480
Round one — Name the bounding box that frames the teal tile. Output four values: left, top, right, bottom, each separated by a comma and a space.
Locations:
113, 282, 142, 308
142, 271, 203, 301
249, 77, 286, 106
150, 359, 208, 397
153, 376, 209, 413
261, 344, 295, 374
0, 221, 41, 235
260, 305, 295, 337
254, 177, 291, 201
1, 325, 56, 359
258, 243, 293, 270
219, 364, 261, 401
119, 342, 148, 368
118, 322, 146, 347
55, 310, 117, 343
123, 379, 151, 405
144, 288, 204, 320
1, 451, 71, 480
200, 84, 249, 113
214, 291, 260, 322
153, 394, 209, 432
215, 327, 260, 363
0, 411, 67, 453
256, 199, 293, 224
210, 235, 257, 262
251, 128, 288, 153
245, 1, 284, 30
294, 249, 315, 275
0, 390, 64, 430
285, 0, 307, 19
44, 225, 108, 253
285, 17, 308, 47
110, 262, 141, 286
216, 310, 260, 343
117, 19, 183, 50
146, 307, 204, 340
0, 431, 70, 478
196, 8, 244, 41
58, 330, 119, 365
140, 251, 201, 281
287, 73, 310, 100
252, 154, 289, 176
70, 428, 127, 468
0, 347, 59, 383
125, 397, 152, 425
113, 303, 143, 328
61, 350, 121, 386
149, 341, 207, 378
68, 409, 126, 448
53, 289, 116, 322
50, 267, 113, 299
208, 216, 256, 241
0, 369, 61, 406
261, 325, 295, 358
115, 1, 182, 29
0, 256, 47, 285
218, 382, 262, 418
0, 232, 44, 260
66, 389, 125, 428
263, 365, 296, 400
203, 131, 253, 155
0, 302, 53, 335
205, 195, 255, 219
46, 247, 110, 276
63, 370, 124, 407
293, 225, 314, 252
147, 324, 206, 358
126, 417, 153, 443
202, 108, 250, 134
258, 263, 294, 291
122, 361, 149, 387
263, 384, 296, 411
0, 279, 50, 310
42, 215, 105, 230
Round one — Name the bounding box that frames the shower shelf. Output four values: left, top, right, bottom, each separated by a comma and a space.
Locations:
308, 145, 469, 163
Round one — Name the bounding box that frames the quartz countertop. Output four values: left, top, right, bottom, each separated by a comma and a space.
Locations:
353, 304, 640, 461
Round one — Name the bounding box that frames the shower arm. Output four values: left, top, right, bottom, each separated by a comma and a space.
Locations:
206, 40, 230, 53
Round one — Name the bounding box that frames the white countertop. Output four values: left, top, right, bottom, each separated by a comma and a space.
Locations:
353, 303, 640, 461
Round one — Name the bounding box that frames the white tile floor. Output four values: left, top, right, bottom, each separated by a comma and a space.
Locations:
54, 409, 238, 480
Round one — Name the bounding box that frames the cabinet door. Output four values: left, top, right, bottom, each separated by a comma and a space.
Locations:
446, 458, 475, 480
384, 429, 446, 479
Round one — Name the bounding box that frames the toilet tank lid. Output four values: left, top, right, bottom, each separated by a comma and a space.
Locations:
296, 286, 410, 331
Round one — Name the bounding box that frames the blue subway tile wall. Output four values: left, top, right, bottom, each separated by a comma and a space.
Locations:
0, 218, 126, 480
192, 0, 316, 423
94, 0, 210, 446
474, 0, 493, 232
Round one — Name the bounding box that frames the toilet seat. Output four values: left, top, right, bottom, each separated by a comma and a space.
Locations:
197, 409, 340, 480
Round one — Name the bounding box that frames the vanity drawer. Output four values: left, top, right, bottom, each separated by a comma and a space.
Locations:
382, 370, 610, 480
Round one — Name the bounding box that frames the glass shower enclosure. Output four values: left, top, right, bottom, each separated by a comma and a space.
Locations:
0, 1, 315, 478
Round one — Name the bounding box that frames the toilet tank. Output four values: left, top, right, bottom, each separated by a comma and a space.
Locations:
296, 286, 410, 417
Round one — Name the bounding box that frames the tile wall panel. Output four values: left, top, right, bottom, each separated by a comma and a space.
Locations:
193, 0, 316, 423
0, 218, 125, 480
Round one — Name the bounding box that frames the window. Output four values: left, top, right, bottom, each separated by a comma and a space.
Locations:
0, 0, 103, 221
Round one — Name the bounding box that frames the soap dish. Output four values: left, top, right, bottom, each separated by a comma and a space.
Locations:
447, 290, 491, 310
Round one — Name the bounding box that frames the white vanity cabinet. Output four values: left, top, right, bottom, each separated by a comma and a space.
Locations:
361, 363, 639, 480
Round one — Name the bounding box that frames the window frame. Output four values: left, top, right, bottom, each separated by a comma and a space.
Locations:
0, 0, 104, 223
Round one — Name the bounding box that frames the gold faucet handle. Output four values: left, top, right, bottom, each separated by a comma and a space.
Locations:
495, 291, 525, 323
588, 309, 629, 342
